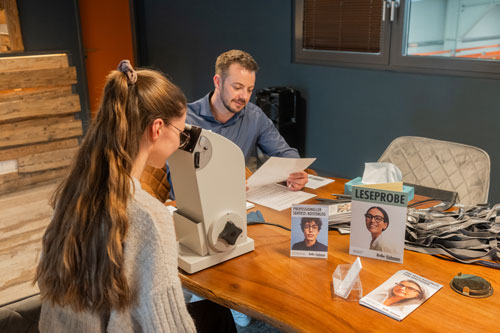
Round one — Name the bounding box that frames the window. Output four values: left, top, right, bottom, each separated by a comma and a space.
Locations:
406, 0, 500, 60
302, 0, 382, 53
294, 0, 500, 78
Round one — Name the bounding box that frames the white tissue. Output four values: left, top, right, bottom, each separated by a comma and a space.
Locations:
361, 162, 402, 184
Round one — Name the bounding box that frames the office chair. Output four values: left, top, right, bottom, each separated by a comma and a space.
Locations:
378, 136, 490, 205
0, 294, 41, 333
140, 165, 258, 203
140, 165, 170, 203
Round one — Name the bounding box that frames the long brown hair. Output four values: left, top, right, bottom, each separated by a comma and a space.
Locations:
35, 67, 186, 313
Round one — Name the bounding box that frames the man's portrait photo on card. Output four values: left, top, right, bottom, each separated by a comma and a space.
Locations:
291, 217, 328, 252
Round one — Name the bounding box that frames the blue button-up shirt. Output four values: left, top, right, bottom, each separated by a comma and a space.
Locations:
186, 92, 300, 162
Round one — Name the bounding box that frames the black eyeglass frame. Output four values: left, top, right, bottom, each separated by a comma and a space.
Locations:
167, 122, 190, 149
364, 213, 385, 223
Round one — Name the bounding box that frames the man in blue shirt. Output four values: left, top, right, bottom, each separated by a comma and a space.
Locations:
187, 49, 308, 190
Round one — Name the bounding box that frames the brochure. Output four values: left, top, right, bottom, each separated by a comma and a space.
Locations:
349, 184, 407, 263
290, 204, 329, 258
328, 202, 351, 224
359, 270, 442, 321
328, 202, 352, 234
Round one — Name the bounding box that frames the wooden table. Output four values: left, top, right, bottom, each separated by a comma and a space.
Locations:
179, 178, 499, 332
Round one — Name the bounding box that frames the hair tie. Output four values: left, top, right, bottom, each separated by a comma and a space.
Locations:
117, 60, 137, 85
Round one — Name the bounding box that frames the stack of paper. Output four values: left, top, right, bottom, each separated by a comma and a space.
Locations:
328, 202, 351, 234
246, 157, 316, 211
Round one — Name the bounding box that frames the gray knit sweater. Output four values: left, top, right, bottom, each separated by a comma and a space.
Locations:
39, 179, 196, 332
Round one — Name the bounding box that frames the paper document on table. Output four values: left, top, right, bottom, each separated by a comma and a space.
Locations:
246, 201, 255, 210
247, 157, 316, 188
247, 183, 316, 211
305, 174, 335, 189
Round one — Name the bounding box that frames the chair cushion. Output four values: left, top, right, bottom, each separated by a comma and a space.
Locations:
378, 136, 490, 205
0, 294, 41, 333
139, 165, 170, 203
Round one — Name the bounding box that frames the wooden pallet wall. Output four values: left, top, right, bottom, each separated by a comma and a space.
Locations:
0, 53, 83, 195
0, 53, 83, 305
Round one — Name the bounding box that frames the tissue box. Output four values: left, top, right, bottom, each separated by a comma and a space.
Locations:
344, 177, 414, 201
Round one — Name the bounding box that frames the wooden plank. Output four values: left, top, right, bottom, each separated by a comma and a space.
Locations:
0, 34, 9, 53
18, 147, 78, 173
0, 245, 42, 305
0, 215, 50, 251
0, 179, 56, 205
0, 209, 51, 251
0, 159, 17, 175
0, 199, 53, 233
0, 115, 82, 149
0, 138, 78, 161
0, 169, 17, 183
0, 94, 81, 123
0, 53, 68, 72
0, 67, 77, 90
0, 168, 67, 195
0, 180, 57, 230
0, 86, 72, 103
0, 181, 58, 305
3, 0, 24, 52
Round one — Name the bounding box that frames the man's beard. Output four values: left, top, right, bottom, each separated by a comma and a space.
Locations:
222, 98, 238, 114
221, 88, 246, 114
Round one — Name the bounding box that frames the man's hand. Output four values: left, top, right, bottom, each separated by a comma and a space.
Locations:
287, 171, 308, 191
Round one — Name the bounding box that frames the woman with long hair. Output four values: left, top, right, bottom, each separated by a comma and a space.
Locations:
35, 60, 195, 331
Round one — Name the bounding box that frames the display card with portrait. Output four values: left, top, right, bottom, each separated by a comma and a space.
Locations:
290, 204, 329, 258
359, 270, 442, 321
349, 184, 407, 263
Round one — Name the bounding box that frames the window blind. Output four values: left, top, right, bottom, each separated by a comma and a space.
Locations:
303, 0, 383, 53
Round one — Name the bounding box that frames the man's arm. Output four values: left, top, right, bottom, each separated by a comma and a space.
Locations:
254, 111, 308, 190
255, 114, 300, 158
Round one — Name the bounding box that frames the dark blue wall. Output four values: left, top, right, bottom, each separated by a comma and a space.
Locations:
136, 0, 500, 203
16, 0, 89, 130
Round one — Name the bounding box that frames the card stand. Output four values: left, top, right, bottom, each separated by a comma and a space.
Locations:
332, 264, 363, 301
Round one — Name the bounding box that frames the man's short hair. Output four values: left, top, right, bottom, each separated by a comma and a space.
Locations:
215, 49, 259, 79
300, 217, 322, 231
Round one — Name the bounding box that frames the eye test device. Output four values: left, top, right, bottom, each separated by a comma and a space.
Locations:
169, 125, 254, 274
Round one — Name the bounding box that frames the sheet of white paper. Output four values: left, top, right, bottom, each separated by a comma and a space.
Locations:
247, 157, 316, 188
305, 174, 335, 189
246, 183, 316, 211
337, 228, 351, 235
166, 205, 177, 216
246, 201, 255, 210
